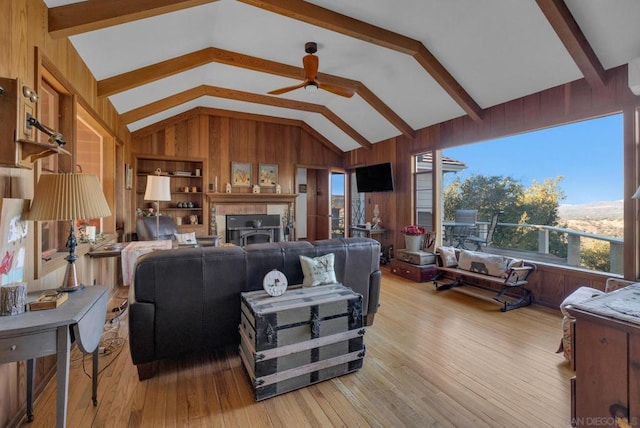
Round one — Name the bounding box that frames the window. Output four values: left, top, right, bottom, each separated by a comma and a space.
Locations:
350, 171, 365, 227
37, 80, 62, 260
36, 69, 113, 277
415, 114, 623, 274
331, 172, 346, 238
75, 114, 104, 235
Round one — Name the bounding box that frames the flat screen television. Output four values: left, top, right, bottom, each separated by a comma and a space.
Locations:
355, 162, 394, 192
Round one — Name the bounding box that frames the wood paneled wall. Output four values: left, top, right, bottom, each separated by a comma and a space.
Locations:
0, 1, 128, 426
130, 110, 344, 235
347, 65, 640, 309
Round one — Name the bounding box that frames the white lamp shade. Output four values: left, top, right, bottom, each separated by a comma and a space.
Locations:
144, 175, 171, 201
27, 173, 111, 221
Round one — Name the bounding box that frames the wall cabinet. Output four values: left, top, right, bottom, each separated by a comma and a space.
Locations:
134, 156, 208, 236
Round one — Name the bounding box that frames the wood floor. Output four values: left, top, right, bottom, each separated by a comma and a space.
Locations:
19, 268, 573, 427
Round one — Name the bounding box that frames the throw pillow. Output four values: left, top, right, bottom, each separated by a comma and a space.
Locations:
457, 250, 510, 278
300, 253, 337, 287
437, 246, 458, 267
174, 232, 197, 245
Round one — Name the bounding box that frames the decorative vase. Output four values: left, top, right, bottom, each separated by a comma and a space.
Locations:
404, 234, 423, 252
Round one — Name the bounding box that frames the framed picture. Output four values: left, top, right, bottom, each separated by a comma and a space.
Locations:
298, 184, 307, 193
259, 163, 278, 187
0, 199, 29, 285
231, 162, 252, 187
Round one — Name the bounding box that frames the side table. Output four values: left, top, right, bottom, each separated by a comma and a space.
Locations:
86, 241, 130, 288
0, 286, 108, 428
349, 226, 388, 240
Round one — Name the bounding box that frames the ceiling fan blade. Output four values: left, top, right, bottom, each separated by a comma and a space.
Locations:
302, 54, 319, 81
268, 81, 307, 95
317, 81, 355, 98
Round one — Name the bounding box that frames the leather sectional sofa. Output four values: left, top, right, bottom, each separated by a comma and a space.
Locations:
128, 237, 381, 380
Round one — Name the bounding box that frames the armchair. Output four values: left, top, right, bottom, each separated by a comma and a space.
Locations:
135, 216, 220, 247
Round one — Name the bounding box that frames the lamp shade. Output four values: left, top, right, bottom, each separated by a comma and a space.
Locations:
28, 173, 111, 221
144, 175, 171, 201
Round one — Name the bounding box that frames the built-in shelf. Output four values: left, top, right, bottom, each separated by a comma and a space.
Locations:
16, 139, 71, 169
135, 156, 207, 236
206, 193, 297, 204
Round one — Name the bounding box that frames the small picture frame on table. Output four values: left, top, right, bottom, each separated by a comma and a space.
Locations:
231, 162, 252, 187
259, 164, 278, 188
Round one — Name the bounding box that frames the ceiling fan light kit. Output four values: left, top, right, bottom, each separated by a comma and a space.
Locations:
268, 41, 354, 98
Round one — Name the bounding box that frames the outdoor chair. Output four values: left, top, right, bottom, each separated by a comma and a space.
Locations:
463, 210, 503, 251
451, 209, 477, 248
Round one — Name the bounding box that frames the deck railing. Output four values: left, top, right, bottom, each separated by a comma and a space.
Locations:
472, 221, 623, 274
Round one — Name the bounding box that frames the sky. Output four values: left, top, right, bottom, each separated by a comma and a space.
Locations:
443, 113, 623, 205
332, 113, 623, 204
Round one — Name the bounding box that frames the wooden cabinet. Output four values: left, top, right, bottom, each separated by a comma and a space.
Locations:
568, 287, 640, 428
134, 156, 208, 236
389, 259, 438, 282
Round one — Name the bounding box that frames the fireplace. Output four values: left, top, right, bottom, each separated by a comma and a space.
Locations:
225, 214, 281, 246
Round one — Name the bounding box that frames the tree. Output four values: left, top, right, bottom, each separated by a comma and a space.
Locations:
444, 174, 567, 252
444, 174, 523, 221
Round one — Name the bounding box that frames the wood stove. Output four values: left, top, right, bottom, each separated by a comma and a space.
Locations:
226, 214, 281, 246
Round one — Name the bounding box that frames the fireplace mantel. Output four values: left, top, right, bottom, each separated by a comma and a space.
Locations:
207, 193, 297, 204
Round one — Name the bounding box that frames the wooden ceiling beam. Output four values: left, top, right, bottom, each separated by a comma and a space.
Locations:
237, 0, 420, 54
536, 0, 607, 88
131, 106, 304, 139
238, 0, 484, 123
413, 45, 483, 122
120, 86, 206, 124
48, 0, 218, 39
121, 85, 370, 150
98, 47, 412, 138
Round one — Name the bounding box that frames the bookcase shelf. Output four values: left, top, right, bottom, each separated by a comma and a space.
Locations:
134, 156, 208, 236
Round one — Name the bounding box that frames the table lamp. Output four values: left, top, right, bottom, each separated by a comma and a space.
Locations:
144, 168, 171, 240
28, 173, 111, 291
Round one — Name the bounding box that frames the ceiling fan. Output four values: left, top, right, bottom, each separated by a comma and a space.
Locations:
268, 42, 354, 98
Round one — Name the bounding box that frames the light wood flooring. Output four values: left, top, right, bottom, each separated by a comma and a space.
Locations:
19, 268, 573, 427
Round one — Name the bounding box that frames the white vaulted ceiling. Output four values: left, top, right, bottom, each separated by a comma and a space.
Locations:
44, 0, 640, 152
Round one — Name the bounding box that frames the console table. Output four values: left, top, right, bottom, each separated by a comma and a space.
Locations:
349, 226, 388, 239
0, 286, 108, 428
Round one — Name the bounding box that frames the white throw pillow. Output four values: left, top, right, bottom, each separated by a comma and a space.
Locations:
300, 253, 337, 287
174, 232, 197, 245
437, 246, 458, 267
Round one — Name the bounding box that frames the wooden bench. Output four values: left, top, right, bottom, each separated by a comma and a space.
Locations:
433, 248, 536, 312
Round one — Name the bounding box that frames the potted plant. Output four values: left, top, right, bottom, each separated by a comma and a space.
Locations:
400, 225, 426, 252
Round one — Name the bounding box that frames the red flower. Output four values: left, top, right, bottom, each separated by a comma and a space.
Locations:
400, 225, 426, 236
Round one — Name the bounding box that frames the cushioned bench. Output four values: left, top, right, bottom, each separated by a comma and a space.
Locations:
433, 247, 537, 311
